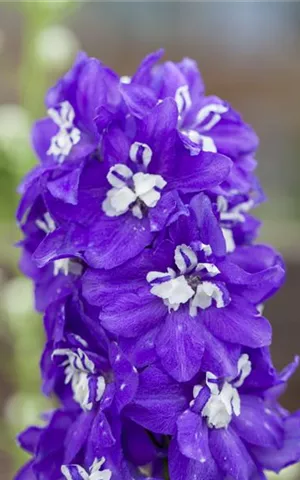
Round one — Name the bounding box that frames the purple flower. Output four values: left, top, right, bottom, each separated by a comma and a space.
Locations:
130, 51, 259, 196
17, 197, 83, 312
16, 407, 164, 480
28, 53, 121, 205
82, 194, 284, 381
40, 305, 139, 416
15, 50, 300, 480
15, 409, 76, 480
25, 117, 230, 274
125, 354, 299, 480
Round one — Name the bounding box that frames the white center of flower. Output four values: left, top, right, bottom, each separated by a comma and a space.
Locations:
47, 101, 81, 163
53, 258, 71, 276
175, 85, 192, 117
102, 162, 166, 219
129, 141, 153, 168
175, 86, 228, 155
53, 258, 83, 277
194, 354, 251, 429
217, 196, 254, 252
53, 348, 105, 411
61, 457, 112, 480
36, 212, 56, 234
180, 129, 218, 153
120, 75, 131, 84
147, 244, 224, 316
196, 103, 228, 131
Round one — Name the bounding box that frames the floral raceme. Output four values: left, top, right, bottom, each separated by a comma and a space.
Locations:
16, 50, 300, 480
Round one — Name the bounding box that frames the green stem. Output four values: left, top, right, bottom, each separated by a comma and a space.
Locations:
163, 458, 170, 480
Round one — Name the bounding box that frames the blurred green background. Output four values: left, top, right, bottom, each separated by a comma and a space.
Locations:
0, 2, 299, 478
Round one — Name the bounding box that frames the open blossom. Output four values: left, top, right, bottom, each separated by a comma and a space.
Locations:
15, 50, 300, 480
124, 354, 300, 480
82, 194, 283, 381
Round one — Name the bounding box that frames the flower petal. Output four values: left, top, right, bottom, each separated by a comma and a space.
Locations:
251, 412, 300, 473
100, 292, 166, 338
190, 193, 226, 257
209, 426, 256, 480
156, 309, 205, 382
202, 295, 272, 348
169, 438, 221, 480
120, 82, 157, 118
232, 394, 284, 448
84, 215, 153, 269
177, 410, 210, 462
124, 365, 188, 435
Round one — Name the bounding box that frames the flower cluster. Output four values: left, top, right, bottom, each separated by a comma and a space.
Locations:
16, 50, 300, 480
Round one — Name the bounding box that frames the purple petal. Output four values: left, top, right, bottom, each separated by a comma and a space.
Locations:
209, 427, 256, 480
76, 58, 120, 130
122, 418, 157, 466
251, 412, 300, 473
82, 242, 174, 307
64, 411, 94, 463
110, 342, 139, 412
156, 309, 205, 382
149, 191, 189, 233
143, 98, 178, 174
84, 215, 153, 269
120, 82, 157, 118
169, 438, 222, 480
17, 166, 49, 223
46, 51, 89, 108
89, 410, 116, 454
190, 193, 226, 257
201, 327, 241, 378
17, 426, 42, 454
15, 461, 35, 480
202, 295, 272, 348
32, 225, 86, 268
119, 327, 160, 368
31, 118, 58, 163
102, 125, 131, 166
47, 166, 83, 205
177, 57, 205, 98
177, 410, 210, 462
124, 365, 188, 435
167, 151, 232, 194
232, 394, 284, 448
100, 292, 166, 338
203, 96, 259, 159
132, 49, 164, 85
242, 348, 277, 391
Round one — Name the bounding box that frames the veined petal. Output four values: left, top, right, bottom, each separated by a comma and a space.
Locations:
190, 193, 226, 257
166, 151, 232, 193
177, 411, 210, 462
84, 215, 153, 269
124, 365, 188, 435
202, 295, 272, 348
100, 292, 166, 338
156, 309, 205, 381
168, 438, 222, 480
232, 394, 284, 448
209, 427, 256, 480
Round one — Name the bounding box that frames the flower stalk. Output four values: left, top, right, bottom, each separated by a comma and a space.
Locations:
14, 49, 300, 480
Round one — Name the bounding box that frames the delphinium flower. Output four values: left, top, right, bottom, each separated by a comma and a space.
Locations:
15, 50, 300, 480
